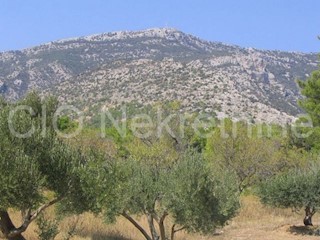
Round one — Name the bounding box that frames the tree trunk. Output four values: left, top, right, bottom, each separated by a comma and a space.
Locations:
159, 222, 166, 240
170, 224, 186, 240
121, 212, 152, 240
303, 206, 315, 226
147, 214, 159, 240
0, 211, 26, 240
158, 213, 167, 240
170, 225, 176, 240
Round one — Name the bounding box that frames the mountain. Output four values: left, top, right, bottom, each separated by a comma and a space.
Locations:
0, 28, 318, 124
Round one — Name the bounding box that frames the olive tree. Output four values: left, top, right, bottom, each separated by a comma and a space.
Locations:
98, 103, 239, 239
258, 166, 320, 226
0, 93, 92, 240
99, 150, 239, 240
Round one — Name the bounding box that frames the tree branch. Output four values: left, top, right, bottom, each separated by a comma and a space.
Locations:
159, 211, 168, 224
7, 197, 62, 238
170, 224, 187, 240
121, 211, 152, 240
30, 197, 62, 222
174, 226, 187, 233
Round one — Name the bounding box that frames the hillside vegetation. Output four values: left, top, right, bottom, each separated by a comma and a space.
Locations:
0, 28, 318, 124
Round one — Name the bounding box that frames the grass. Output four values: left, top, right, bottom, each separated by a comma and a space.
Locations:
6, 195, 320, 240
213, 195, 320, 240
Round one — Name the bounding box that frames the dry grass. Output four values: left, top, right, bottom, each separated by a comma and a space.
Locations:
6, 195, 320, 240
213, 195, 320, 240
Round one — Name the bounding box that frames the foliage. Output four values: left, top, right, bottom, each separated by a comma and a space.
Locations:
205, 119, 302, 192
57, 115, 78, 132
294, 67, 320, 152
36, 214, 59, 240
99, 150, 239, 240
0, 92, 92, 239
165, 153, 239, 234
298, 69, 320, 127
104, 101, 213, 159
258, 162, 320, 226
258, 166, 320, 210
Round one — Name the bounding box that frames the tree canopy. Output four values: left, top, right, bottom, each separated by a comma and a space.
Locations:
0, 93, 93, 240
99, 150, 239, 240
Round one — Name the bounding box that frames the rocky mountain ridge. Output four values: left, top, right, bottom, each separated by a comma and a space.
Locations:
0, 28, 318, 124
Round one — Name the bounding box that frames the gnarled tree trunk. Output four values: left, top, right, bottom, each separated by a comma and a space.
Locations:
147, 214, 159, 240
303, 206, 316, 226
0, 211, 26, 240
158, 213, 167, 240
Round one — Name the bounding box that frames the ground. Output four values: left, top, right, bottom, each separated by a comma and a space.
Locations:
6, 195, 320, 240
214, 195, 320, 240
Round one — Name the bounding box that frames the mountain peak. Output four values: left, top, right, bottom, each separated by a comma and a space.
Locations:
51, 28, 183, 44
82, 27, 184, 42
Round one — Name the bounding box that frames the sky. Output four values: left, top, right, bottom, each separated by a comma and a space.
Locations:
0, 0, 319, 53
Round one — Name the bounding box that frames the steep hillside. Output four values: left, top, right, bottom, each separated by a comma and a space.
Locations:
0, 28, 318, 123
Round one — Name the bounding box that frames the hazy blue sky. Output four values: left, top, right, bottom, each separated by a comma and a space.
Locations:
0, 0, 319, 52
